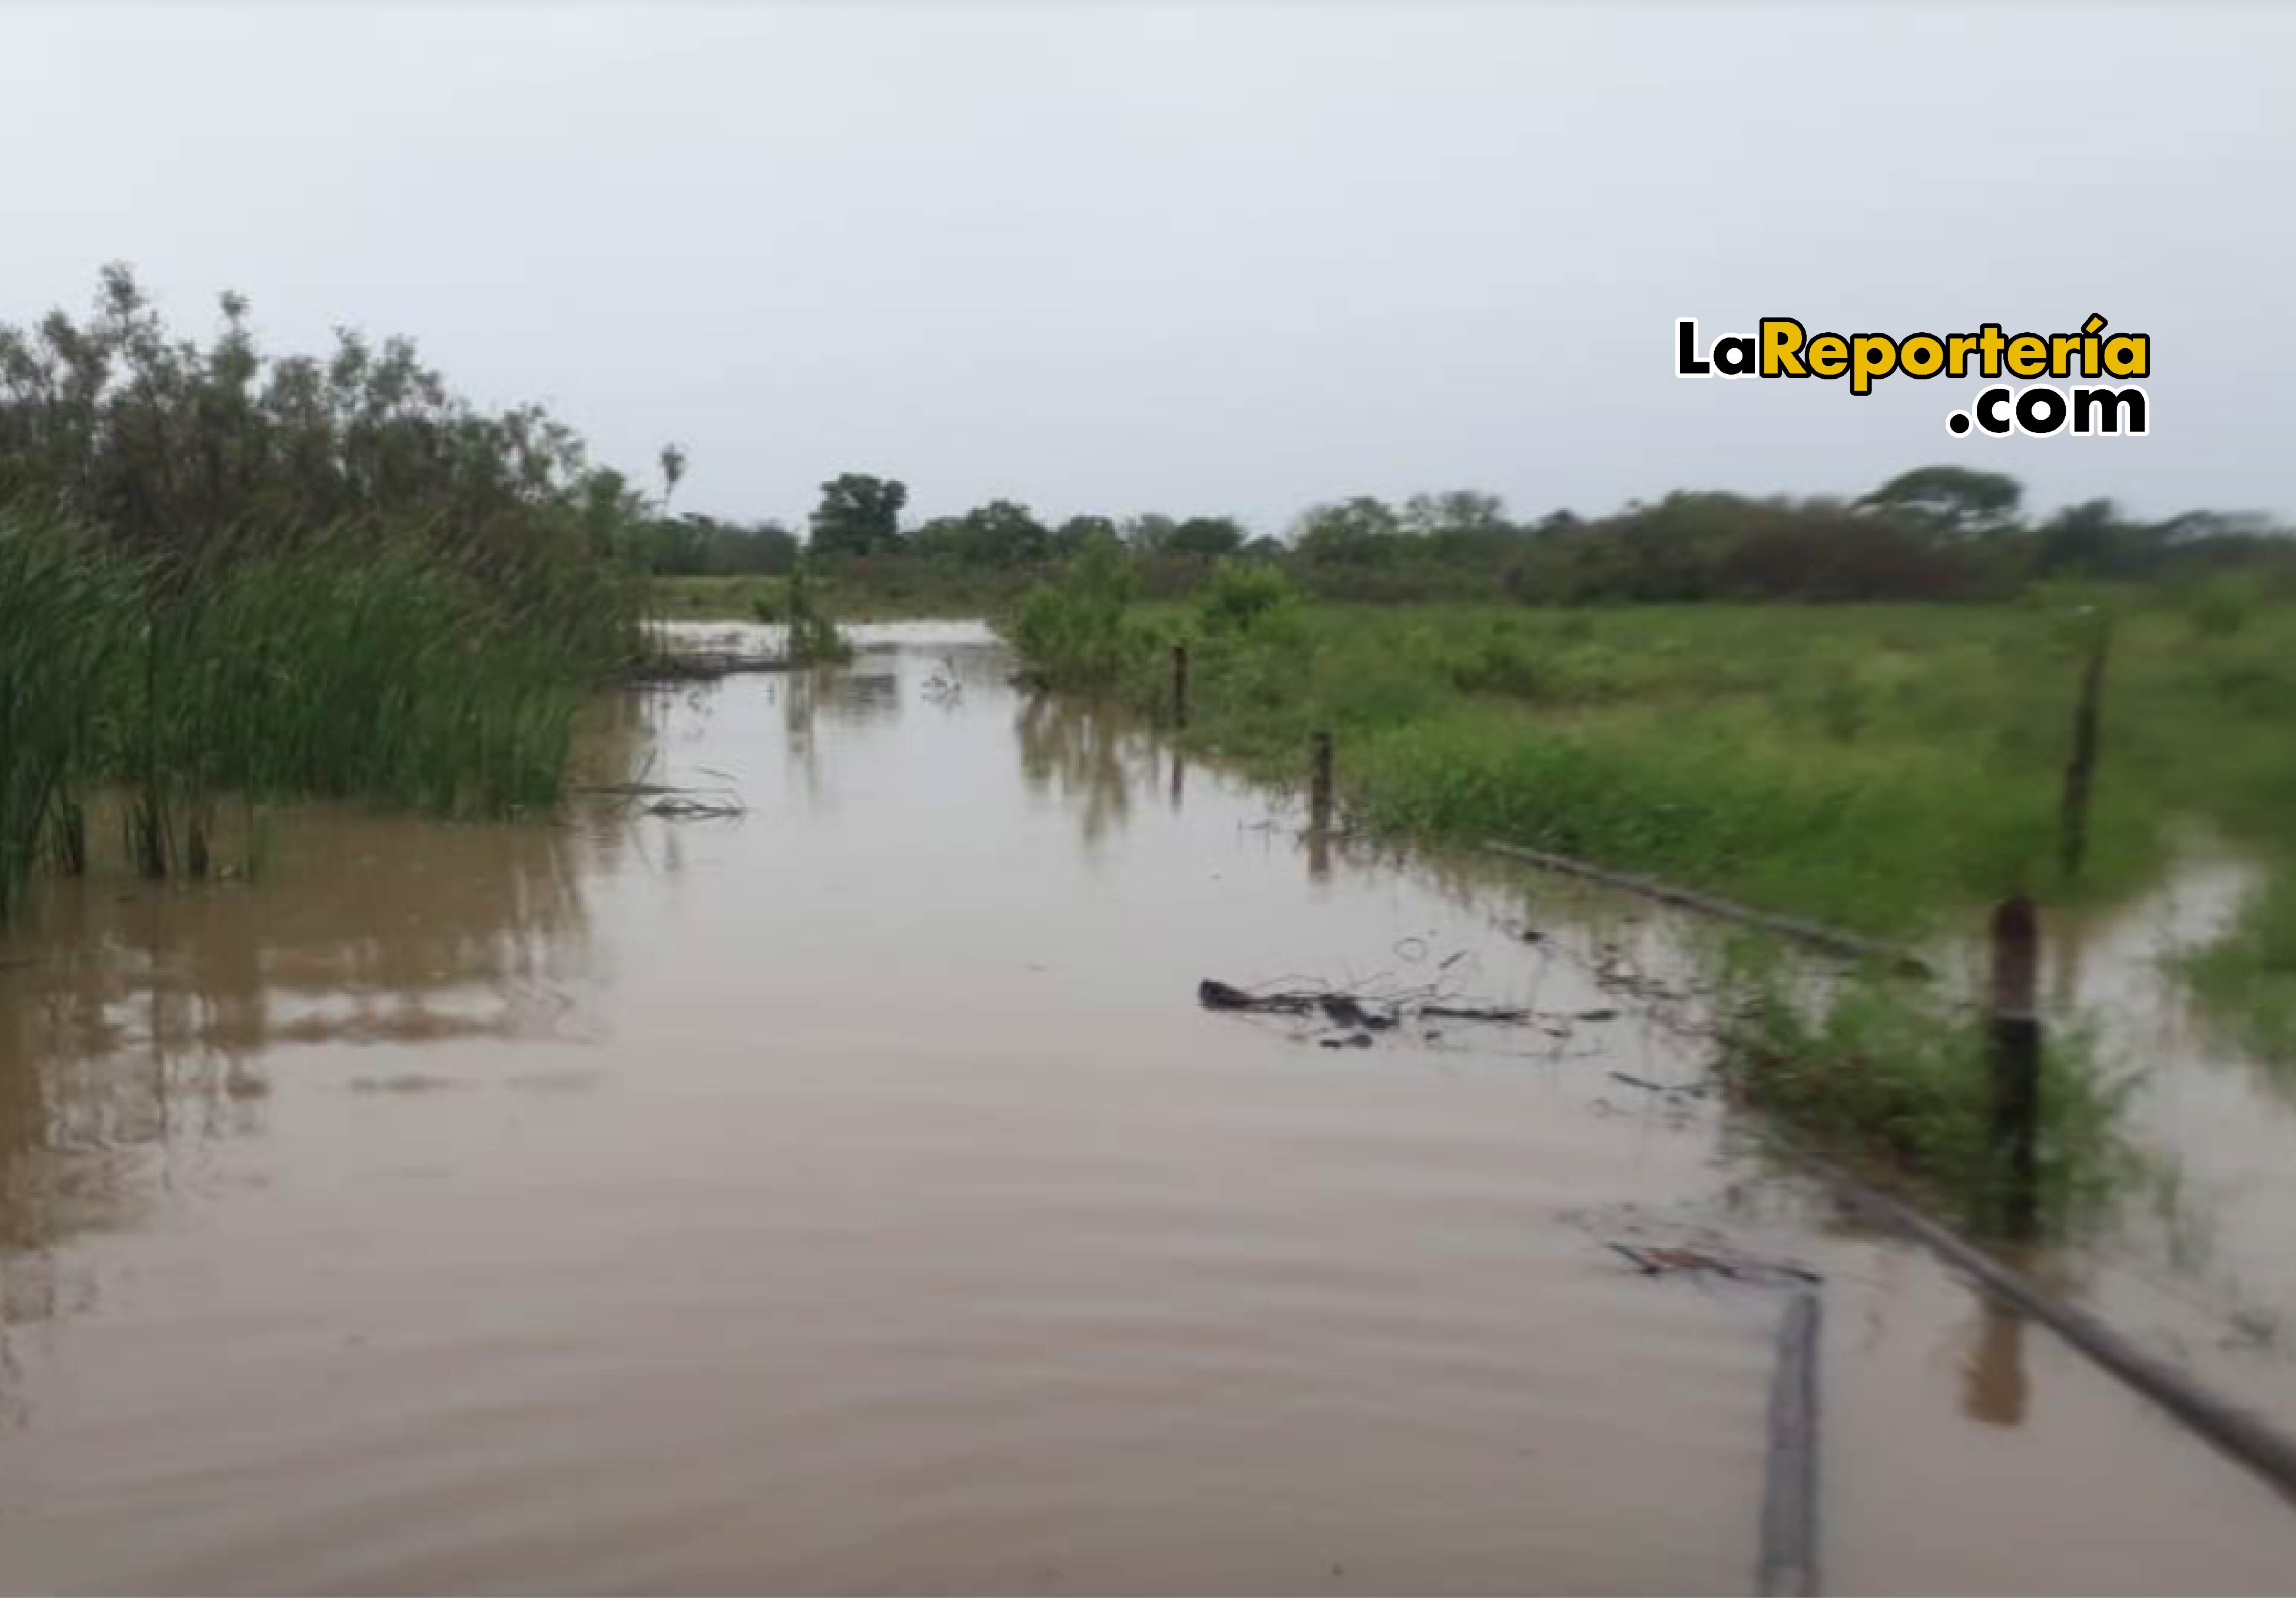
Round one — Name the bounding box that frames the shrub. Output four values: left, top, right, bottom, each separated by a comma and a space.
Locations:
1195, 559, 1295, 636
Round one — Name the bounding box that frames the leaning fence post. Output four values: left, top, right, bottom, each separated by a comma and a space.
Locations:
2059, 616, 2110, 881
1171, 642, 1190, 730
1988, 896, 2042, 1238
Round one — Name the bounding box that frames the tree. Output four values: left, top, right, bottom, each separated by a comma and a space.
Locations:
809, 472, 907, 557
909, 515, 968, 562
2036, 498, 2129, 577
1166, 515, 1247, 559
952, 499, 1050, 567
0, 263, 624, 573
1052, 514, 1119, 555
1859, 466, 2022, 538
658, 442, 687, 508
1292, 497, 1403, 564
908, 500, 1051, 565
1401, 491, 1509, 539
1121, 512, 1177, 554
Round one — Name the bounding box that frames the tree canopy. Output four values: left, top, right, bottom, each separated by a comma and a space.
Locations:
809, 473, 908, 557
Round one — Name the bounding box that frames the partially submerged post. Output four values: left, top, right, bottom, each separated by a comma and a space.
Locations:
2059, 617, 2111, 880
1171, 643, 1190, 730
1307, 730, 1335, 882
1309, 730, 1334, 833
1988, 896, 2042, 1238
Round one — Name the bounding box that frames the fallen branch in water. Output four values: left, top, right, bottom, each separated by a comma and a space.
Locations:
1566, 1205, 1822, 1289
1197, 978, 1541, 1030
577, 764, 748, 821
641, 795, 746, 819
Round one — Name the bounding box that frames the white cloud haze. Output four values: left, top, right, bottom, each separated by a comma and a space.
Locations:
4, 2, 2286, 532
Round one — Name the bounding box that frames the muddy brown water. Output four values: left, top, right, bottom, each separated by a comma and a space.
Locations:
4, 623, 2296, 1594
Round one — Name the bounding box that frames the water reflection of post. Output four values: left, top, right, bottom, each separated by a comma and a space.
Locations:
1168, 749, 1185, 813
1962, 1297, 2030, 1428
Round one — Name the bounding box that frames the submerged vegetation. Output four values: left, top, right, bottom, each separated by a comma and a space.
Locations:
2184, 872, 2296, 1066
0, 266, 647, 915
1716, 954, 2138, 1232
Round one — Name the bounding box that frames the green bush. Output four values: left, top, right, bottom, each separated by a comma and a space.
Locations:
2189, 573, 2264, 638
1195, 559, 1296, 636
1012, 537, 1139, 690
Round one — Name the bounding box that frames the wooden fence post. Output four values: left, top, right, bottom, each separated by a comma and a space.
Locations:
1989, 896, 2042, 1238
1310, 730, 1334, 833
2059, 618, 2111, 880
1172, 643, 1189, 730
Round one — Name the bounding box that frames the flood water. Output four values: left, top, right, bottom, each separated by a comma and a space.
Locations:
5, 623, 2296, 1594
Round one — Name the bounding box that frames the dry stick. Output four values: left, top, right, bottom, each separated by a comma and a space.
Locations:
2059, 618, 2111, 881
1479, 840, 1934, 977
1760, 1291, 1823, 1598
1798, 1145, 2296, 1511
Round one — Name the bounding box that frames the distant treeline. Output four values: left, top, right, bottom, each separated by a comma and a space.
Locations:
648, 467, 2294, 605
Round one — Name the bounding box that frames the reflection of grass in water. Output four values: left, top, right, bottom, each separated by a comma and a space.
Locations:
1015, 693, 1146, 847
1716, 947, 2143, 1236
2182, 870, 2296, 1068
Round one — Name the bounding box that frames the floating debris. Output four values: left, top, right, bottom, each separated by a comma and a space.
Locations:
1198, 977, 1533, 1031
624, 650, 801, 684
1564, 1203, 1822, 1289
578, 759, 748, 822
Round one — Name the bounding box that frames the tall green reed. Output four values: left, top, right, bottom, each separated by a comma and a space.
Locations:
0, 509, 610, 916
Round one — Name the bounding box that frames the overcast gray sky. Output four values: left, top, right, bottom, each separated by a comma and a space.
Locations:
5, 2, 2287, 532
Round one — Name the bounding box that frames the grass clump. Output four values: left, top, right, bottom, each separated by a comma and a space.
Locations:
781, 565, 852, 664
2183, 871, 2296, 1065
0, 518, 136, 913
1717, 955, 2139, 1233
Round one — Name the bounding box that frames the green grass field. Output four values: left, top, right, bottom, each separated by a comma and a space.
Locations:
1080, 592, 2296, 940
